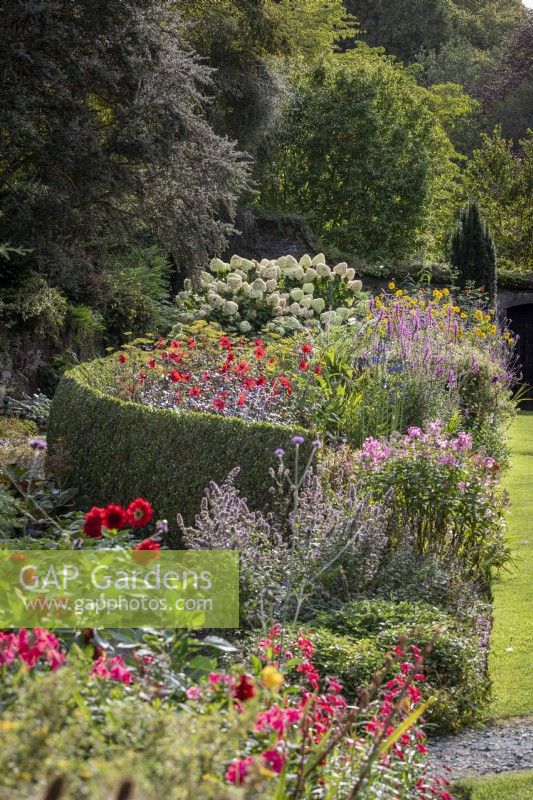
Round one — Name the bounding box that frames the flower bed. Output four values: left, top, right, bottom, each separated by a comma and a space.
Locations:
47, 358, 310, 543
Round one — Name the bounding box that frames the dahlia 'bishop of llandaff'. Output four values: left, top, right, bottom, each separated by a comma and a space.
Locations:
232, 673, 256, 702
127, 498, 154, 528
83, 506, 104, 538
132, 538, 161, 552
102, 504, 128, 531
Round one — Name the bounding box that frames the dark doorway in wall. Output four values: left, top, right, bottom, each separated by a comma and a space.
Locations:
507, 304, 533, 409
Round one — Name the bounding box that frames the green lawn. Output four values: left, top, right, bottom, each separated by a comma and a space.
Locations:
488, 411, 533, 718
454, 771, 533, 799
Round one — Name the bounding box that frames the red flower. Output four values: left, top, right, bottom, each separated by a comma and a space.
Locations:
262, 749, 285, 774
189, 386, 202, 398
127, 498, 154, 528
169, 340, 181, 349
212, 396, 225, 412
278, 376, 293, 396
254, 343, 266, 360
234, 360, 250, 377
102, 504, 127, 531
147, 358, 156, 369
237, 393, 246, 407
232, 673, 256, 702
219, 335, 232, 350
133, 538, 161, 552
118, 354, 127, 364
169, 370, 190, 383
301, 343, 313, 355
139, 372, 146, 386
83, 507, 104, 538
187, 338, 197, 349
298, 359, 309, 372
314, 364, 323, 376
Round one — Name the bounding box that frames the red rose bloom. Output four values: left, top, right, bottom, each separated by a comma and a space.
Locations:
232, 673, 256, 702
102, 504, 127, 531
83, 507, 104, 538
127, 498, 154, 528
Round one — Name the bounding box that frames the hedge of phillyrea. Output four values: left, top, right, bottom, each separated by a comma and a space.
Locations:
47, 360, 311, 545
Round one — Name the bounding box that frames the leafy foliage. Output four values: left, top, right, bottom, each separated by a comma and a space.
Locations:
0, 0, 249, 293
465, 128, 533, 272
259, 47, 462, 262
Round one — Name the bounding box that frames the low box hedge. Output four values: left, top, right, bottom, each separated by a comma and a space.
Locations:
47, 360, 311, 545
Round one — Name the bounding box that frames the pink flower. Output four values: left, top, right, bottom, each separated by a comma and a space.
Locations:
225, 757, 254, 785
262, 749, 285, 774
186, 686, 202, 701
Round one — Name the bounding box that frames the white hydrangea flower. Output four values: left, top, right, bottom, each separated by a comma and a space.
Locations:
299, 254, 312, 268
210, 258, 229, 273
250, 290, 264, 301
302, 282, 314, 295
302, 307, 315, 319
265, 279, 277, 293
282, 315, 303, 332
290, 287, 304, 301
266, 291, 280, 306
289, 301, 302, 316
312, 253, 326, 266
333, 262, 348, 277
321, 310, 337, 326
200, 271, 215, 287
316, 263, 332, 277
278, 294, 289, 307
230, 255, 255, 272
222, 300, 239, 316
300, 295, 312, 309
239, 320, 252, 334
345, 268, 355, 281
207, 292, 224, 309
216, 280, 228, 294
252, 277, 267, 293
335, 307, 352, 321
311, 297, 326, 312
262, 265, 279, 281
226, 273, 243, 290
184, 278, 193, 291
272, 306, 284, 316
241, 282, 252, 296
305, 268, 318, 282
348, 279, 363, 292
176, 290, 190, 302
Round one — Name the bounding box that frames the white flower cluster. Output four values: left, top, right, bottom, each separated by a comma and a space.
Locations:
174, 253, 363, 335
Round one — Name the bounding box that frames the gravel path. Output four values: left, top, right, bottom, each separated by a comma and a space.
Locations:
429, 718, 533, 780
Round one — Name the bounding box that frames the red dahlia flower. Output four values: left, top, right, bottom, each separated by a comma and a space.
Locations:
127, 498, 154, 528
232, 673, 256, 702
301, 343, 313, 355
102, 504, 127, 531
132, 538, 160, 551
83, 507, 104, 538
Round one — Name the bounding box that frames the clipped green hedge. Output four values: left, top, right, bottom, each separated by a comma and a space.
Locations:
311, 599, 490, 735
47, 360, 311, 545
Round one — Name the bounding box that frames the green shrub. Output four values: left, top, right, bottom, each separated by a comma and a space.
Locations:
47, 359, 311, 544
311, 599, 490, 734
